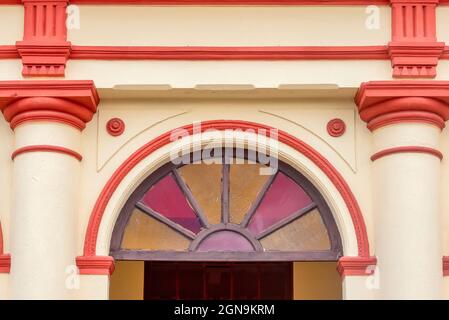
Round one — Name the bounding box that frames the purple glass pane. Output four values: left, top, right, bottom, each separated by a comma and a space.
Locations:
248, 172, 313, 235
197, 231, 254, 252
141, 173, 201, 233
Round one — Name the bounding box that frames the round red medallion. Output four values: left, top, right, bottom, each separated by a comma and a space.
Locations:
327, 118, 346, 137
106, 118, 125, 136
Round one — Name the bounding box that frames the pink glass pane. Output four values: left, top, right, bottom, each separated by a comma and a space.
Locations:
140, 173, 201, 233
197, 231, 254, 252
248, 172, 313, 235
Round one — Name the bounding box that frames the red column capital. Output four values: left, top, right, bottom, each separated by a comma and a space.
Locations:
355, 81, 449, 131
0, 80, 99, 130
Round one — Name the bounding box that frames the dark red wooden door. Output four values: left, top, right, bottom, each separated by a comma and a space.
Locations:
144, 262, 293, 300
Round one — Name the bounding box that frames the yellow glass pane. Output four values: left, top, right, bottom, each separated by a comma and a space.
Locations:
260, 209, 330, 251
121, 209, 190, 250
178, 163, 222, 225
230, 162, 269, 224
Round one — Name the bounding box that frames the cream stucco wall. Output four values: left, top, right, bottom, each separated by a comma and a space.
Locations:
0, 3, 448, 300
68, 5, 390, 46
436, 7, 449, 44
0, 6, 23, 45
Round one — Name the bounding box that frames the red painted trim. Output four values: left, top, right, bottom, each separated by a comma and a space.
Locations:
0, 80, 100, 129
10, 110, 86, 130
444, 256, 449, 276
12, 145, 83, 161
17, 0, 71, 77
371, 146, 443, 161
0, 254, 11, 274
0, 45, 391, 61
76, 255, 115, 276
54, 0, 391, 5
388, 0, 443, 78
367, 111, 446, 131
440, 47, 449, 59
70, 45, 390, 60
106, 118, 125, 137
0, 45, 20, 59
0, 223, 10, 273
82, 120, 371, 259
355, 81, 449, 125
337, 256, 377, 277
327, 118, 346, 137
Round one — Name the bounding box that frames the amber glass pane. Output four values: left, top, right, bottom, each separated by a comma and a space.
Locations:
229, 162, 269, 224
140, 173, 202, 233
260, 209, 330, 251
248, 172, 313, 235
178, 163, 222, 225
122, 209, 191, 250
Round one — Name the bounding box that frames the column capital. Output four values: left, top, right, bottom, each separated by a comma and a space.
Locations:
337, 256, 377, 278
0, 80, 99, 130
355, 81, 449, 130
75, 256, 115, 276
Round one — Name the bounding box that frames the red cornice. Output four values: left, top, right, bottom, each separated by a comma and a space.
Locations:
12, 145, 83, 161
70, 45, 390, 60
371, 146, 443, 161
76, 255, 115, 276
82, 120, 371, 258
0, 80, 99, 129
49, 0, 392, 4
1, 45, 392, 61
337, 256, 377, 277
355, 81, 449, 128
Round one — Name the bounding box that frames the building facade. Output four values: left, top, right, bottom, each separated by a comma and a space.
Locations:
0, 0, 448, 300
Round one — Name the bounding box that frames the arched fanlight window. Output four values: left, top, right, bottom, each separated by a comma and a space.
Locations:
110, 149, 342, 261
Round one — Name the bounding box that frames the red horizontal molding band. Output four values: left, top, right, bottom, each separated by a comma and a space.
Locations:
371, 146, 443, 161
440, 47, 449, 59
12, 145, 83, 161
10, 110, 86, 131
367, 111, 446, 131
22, 0, 391, 5
0, 45, 391, 60
0, 45, 20, 59
70, 45, 389, 60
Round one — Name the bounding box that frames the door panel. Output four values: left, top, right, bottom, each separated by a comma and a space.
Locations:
144, 262, 292, 300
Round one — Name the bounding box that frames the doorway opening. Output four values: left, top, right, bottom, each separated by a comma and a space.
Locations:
110, 260, 342, 300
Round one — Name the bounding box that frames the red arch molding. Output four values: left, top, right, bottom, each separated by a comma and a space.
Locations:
81, 120, 371, 259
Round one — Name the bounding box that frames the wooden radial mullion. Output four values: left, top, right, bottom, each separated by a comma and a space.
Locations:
172, 169, 210, 228
241, 171, 278, 228
255, 202, 318, 240
136, 202, 196, 240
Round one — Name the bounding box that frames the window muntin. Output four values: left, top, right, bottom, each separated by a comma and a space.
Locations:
111, 149, 342, 261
